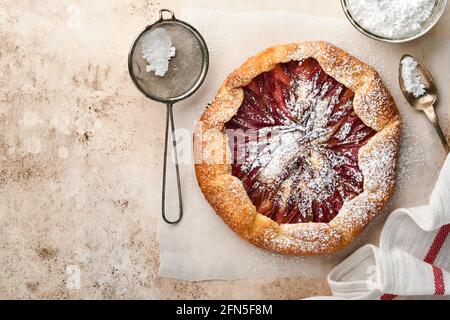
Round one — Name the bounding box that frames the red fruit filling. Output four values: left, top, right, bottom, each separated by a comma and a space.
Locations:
225, 58, 376, 224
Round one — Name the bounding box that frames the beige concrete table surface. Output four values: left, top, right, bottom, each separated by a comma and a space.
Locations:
0, 0, 448, 299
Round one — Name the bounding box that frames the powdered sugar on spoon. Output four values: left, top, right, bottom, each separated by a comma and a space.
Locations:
399, 54, 449, 153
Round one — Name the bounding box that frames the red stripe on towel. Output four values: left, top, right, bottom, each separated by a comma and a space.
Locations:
433, 266, 445, 296
380, 294, 397, 300
424, 224, 450, 264
380, 224, 450, 300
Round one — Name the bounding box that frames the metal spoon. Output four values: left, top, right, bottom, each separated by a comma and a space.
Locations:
399, 54, 449, 153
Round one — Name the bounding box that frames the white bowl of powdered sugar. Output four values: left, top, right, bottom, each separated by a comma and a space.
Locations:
341, 0, 447, 43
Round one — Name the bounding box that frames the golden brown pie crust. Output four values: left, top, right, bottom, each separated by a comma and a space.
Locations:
194, 41, 401, 256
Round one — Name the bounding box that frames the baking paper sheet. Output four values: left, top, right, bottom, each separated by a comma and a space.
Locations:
158, 9, 449, 281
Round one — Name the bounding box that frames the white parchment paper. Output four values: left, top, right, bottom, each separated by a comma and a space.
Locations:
158, 9, 449, 281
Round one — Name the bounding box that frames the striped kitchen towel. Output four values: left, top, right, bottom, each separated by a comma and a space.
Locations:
321, 154, 450, 300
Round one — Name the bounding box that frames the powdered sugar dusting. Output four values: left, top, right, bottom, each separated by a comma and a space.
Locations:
361, 136, 397, 196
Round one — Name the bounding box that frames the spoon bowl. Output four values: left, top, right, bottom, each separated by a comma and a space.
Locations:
399, 54, 438, 110
399, 54, 449, 153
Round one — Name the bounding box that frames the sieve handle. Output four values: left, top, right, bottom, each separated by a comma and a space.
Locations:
161, 103, 183, 225
159, 9, 176, 21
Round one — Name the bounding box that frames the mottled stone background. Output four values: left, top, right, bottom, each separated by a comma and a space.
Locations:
0, 0, 334, 300
0, 0, 447, 299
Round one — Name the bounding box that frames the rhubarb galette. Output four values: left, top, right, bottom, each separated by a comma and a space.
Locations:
194, 41, 401, 256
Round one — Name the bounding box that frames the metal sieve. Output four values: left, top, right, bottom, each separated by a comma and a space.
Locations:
128, 9, 209, 224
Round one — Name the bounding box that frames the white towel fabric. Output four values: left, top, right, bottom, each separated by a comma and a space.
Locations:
317, 154, 450, 300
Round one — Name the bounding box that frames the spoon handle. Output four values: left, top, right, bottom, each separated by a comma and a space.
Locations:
423, 106, 450, 154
